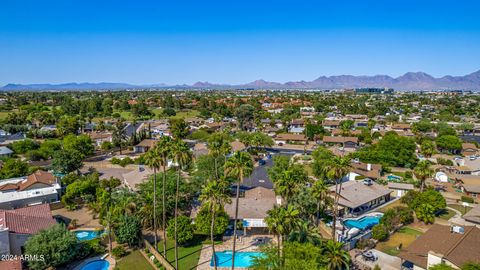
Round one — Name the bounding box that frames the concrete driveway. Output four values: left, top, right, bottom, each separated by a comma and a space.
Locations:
353, 249, 402, 270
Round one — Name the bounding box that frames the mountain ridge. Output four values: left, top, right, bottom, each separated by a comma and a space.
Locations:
2, 70, 480, 91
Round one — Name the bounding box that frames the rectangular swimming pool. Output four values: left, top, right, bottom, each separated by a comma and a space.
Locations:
211, 251, 264, 268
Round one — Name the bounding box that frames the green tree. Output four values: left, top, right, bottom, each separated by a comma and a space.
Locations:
436, 135, 462, 153
265, 205, 300, 261
116, 215, 142, 247
235, 104, 255, 130
429, 264, 455, 270
420, 139, 436, 158
224, 151, 253, 269
311, 179, 331, 226
167, 216, 194, 245
199, 178, 231, 270
0, 158, 29, 179
321, 240, 351, 270
169, 118, 189, 139
414, 160, 434, 192
372, 224, 389, 241
52, 149, 83, 174
11, 139, 39, 154
24, 224, 80, 270
416, 203, 435, 224
143, 145, 162, 251
63, 134, 94, 158
171, 139, 192, 269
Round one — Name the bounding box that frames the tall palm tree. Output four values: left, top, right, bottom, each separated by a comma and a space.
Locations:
171, 139, 192, 270
156, 136, 173, 257
322, 240, 351, 270
265, 205, 300, 264
274, 169, 301, 206
112, 119, 127, 154
224, 151, 253, 270
311, 179, 330, 226
208, 132, 231, 179
414, 160, 433, 192
199, 178, 232, 270
288, 220, 322, 246
144, 147, 162, 251
325, 156, 351, 242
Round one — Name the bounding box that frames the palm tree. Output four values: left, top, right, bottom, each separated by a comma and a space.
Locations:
199, 178, 232, 270
171, 139, 192, 270
144, 147, 162, 251
112, 119, 127, 154
322, 240, 351, 270
207, 133, 225, 179
265, 205, 300, 264
224, 151, 253, 270
156, 136, 173, 257
288, 220, 321, 246
325, 156, 351, 242
414, 160, 433, 192
311, 179, 330, 226
274, 169, 301, 206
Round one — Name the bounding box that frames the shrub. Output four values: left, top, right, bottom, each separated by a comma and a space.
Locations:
112, 246, 127, 259
166, 216, 194, 245
372, 224, 388, 241
461, 196, 475, 204
437, 158, 454, 166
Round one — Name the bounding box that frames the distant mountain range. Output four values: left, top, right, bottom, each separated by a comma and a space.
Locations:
2, 70, 480, 91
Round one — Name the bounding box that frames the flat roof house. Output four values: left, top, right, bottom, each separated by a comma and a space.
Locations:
0, 204, 56, 255
399, 224, 480, 270
329, 180, 391, 216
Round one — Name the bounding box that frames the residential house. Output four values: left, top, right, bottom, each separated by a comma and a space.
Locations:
88, 132, 112, 147
0, 133, 25, 146
231, 140, 247, 152
223, 187, 279, 234
274, 134, 308, 145
322, 120, 341, 130
387, 182, 415, 198
463, 204, 480, 225
399, 225, 480, 270
0, 146, 13, 157
134, 139, 157, 153
391, 123, 412, 133
193, 142, 208, 158
350, 161, 382, 180
0, 171, 61, 209
462, 143, 478, 157
322, 136, 359, 148
0, 204, 56, 255
328, 180, 391, 215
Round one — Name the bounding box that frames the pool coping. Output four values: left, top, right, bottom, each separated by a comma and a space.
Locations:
72, 254, 116, 270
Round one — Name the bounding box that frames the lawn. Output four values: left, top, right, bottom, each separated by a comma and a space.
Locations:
378, 200, 406, 213
157, 236, 210, 270
152, 108, 200, 120
0, 111, 10, 120
116, 250, 155, 270
376, 226, 423, 256
447, 204, 473, 215
437, 209, 455, 220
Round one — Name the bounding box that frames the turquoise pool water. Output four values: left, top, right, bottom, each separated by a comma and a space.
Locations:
344, 215, 382, 230
387, 175, 402, 181
79, 260, 109, 270
75, 230, 103, 241
211, 251, 264, 268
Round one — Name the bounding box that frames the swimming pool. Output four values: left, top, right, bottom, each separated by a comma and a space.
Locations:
344, 215, 382, 230
387, 175, 402, 181
79, 260, 109, 270
75, 230, 103, 241
211, 251, 264, 268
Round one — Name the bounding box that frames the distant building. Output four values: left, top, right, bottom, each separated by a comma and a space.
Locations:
0, 146, 13, 157
355, 88, 394, 94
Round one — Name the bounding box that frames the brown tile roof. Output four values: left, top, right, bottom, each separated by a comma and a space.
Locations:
350, 162, 382, 179
322, 120, 341, 126
224, 187, 276, 219
323, 136, 358, 144
331, 129, 362, 136
89, 132, 112, 140
231, 140, 246, 152
275, 133, 307, 142
19, 171, 56, 191
392, 123, 411, 129
399, 225, 480, 268
0, 259, 22, 270
463, 204, 480, 224
0, 204, 56, 235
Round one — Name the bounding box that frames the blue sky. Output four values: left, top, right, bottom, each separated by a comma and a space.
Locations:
1, 0, 480, 85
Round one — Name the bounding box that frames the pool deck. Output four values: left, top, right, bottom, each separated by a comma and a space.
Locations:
72, 254, 116, 270
196, 234, 274, 270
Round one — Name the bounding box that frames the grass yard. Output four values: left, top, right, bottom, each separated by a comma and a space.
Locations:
116, 250, 155, 270
447, 204, 473, 215
378, 200, 406, 213
0, 111, 10, 120
376, 226, 423, 256
157, 236, 210, 270
152, 108, 200, 120
437, 208, 456, 220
